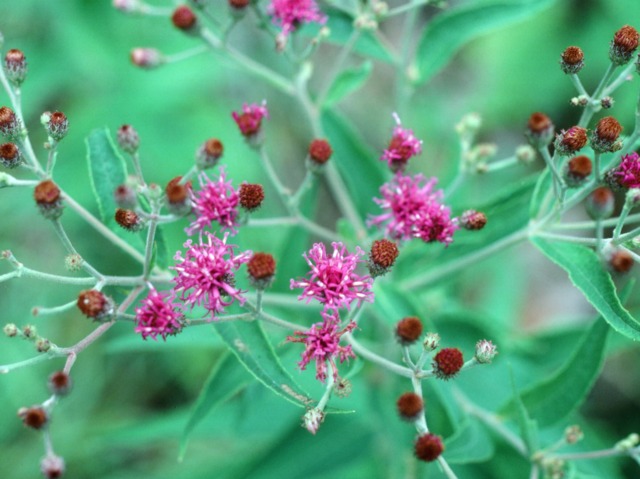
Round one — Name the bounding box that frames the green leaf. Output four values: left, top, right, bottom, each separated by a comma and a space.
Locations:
85, 128, 128, 225
508, 366, 538, 454
529, 169, 552, 219
179, 353, 252, 461
415, 0, 556, 84
325, 13, 395, 63
213, 320, 314, 409
531, 238, 640, 341
444, 419, 495, 464
323, 61, 373, 108
150, 225, 169, 270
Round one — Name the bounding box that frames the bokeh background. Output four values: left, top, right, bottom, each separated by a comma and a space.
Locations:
2, 1, 640, 478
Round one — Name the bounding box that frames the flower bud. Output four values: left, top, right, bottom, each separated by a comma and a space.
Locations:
77, 290, 114, 321
22, 324, 37, 340
172, 5, 198, 32
414, 433, 444, 462
474, 339, 498, 364
34, 180, 64, 220
560, 46, 584, 74
64, 254, 84, 272
433, 347, 464, 379
48, 371, 72, 396
564, 155, 592, 187
40, 454, 65, 479
45, 111, 69, 141
0, 142, 22, 168
3, 323, 18, 337
232, 101, 268, 145
525, 112, 554, 148
307, 139, 333, 170
459, 210, 487, 230
4, 49, 28, 86
247, 252, 276, 289
564, 425, 583, 445
117, 124, 139, 153
115, 208, 145, 232
114, 184, 138, 209
239, 183, 264, 212
36, 338, 51, 353
615, 433, 640, 451
395, 316, 423, 345
515, 145, 536, 165
130, 48, 165, 69
396, 392, 423, 421
608, 248, 634, 274
555, 126, 588, 156
165, 176, 192, 216
334, 377, 352, 398
423, 332, 440, 351
585, 187, 614, 220
18, 406, 48, 430
229, 0, 250, 9
196, 138, 223, 169
610, 25, 639, 66
302, 407, 324, 435
601, 96, 614, 109
0, 106, 22, 139
368, 239, 399, 278
591, 116, 623, 153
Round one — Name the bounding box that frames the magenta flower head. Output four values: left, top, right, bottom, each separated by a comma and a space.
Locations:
172, 232, 252, 317
368, 173, 458, 245
134, 288, 184, 340
381, 113, 423, 173
187, 169, 239, 236
614, 152, 640, 189
287, 311, 356, 382
232, 101, 269, 144
290, 242, 374, 312
267, 0, 326, 37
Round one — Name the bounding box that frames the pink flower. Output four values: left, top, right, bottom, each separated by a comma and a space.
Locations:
615, 152, 640, 188
290, 242, 373, 312
187, 169, 239, 236
368, 173, 458, 245
232, 101, 269, 138
134, 288, 183, 340
381, 113, 423, 172
267, 0, 326, 36
287, 312, 356, 382
172, 232, 252, 317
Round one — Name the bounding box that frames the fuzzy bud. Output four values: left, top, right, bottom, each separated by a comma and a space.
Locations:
433, 347, 464, 379
130, 48, 165, 69
555, 126, 588, 156
474, 339, 498, 364
610, 25, 639, 66
22, 324, 37, 340
0, 106, 22, 139
608, 249, 634, 274
115, 208, 145, 232
414, 433, 444, 462
302, 408, 324, 435
34, 180, 64, 220
45, 112, 69, 141
591, 116, 623, 153
117, 125, 139, 153
48, 371, 72, 396
239, 183, 265, 212
334, 378, 352, 398
36, 338, 51, 353
396, 392, 423, 421
247, 252, 276, 289
18, 406, 48, 430
515, 145, 536, 165
196, 138, 223, 169
4, 49, 28, 86
459, 210, 487, 230
307, 139, 333, 169
165, 176, 192, 216
172, 5, 198, 32
601, 96, 614, 109
77, 290, 114, 321
368, 239, 399, 278
615, 433, 640, 451
114, 184, 138, 209
585, 187, 615, 220
64, 254, 84, 272
564, 155, 592, 187
560, 46, 584, 74
423, 332, 440, 351
395, 316, 423, 345
526, 112, 554, 148
564, 425, 583, 445
0, 142, 22, 168
40, 454, 65, 479
3, 323, 18, 337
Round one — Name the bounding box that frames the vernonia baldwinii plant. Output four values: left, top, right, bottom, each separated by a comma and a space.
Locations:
2, 1, 640, 478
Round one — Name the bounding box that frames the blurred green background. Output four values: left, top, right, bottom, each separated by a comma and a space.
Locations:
2, 0, 640, 478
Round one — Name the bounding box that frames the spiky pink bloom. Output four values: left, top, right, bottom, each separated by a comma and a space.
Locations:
187, 169, 239, 236
290, 242, 373, 312
267, 0, 326, 36
232, 101, 269, 138
368, 173, 458, 245
381, 113, 423, 172
134, 289, 183, 340
287, 312, 356, 382
172, 232, 252, 317
615, 152, 640, 188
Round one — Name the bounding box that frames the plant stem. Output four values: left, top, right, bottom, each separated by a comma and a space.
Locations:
316, 29, 361, 108
344, 333, 413, 378
578, 62, 617, 127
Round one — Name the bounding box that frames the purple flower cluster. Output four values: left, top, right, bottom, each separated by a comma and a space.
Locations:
232, 101, 269, 138
615, 152, 640, 188
134, 289, 183, 340
381, 113, 423, 172
187, 169, 239, 236
267, 0, 326, 36
368, 173, 458, 245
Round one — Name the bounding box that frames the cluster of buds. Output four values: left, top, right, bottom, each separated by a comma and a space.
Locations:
3, 323, 52, 352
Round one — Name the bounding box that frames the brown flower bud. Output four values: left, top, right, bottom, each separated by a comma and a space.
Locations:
0, 106, 21, 139
46, 111, 69, 141
18, 406, 48, 430
229, 0, 250, 9
610, 25, 639, 65
4, 48, 28, 86
196, 138, 224, 169
117, 124, 139, 153
609, 249, 634, 274
247, 252, 276, 289
239, 183, 265, 211
308, 139, 333, 165
585, 187, 615, 220
560, 46, 584, 74
34, 180, 63, 220
77, 290, 114, 321
114, 184, 137, 209
396, 392, 423, 421
0, 142, 21, 168
459, 210, 487, 230
591, 116, 623, 153
565, 155, 592, 187
165, 176, 192, 215
48, 371, 72, 396
40, 455, 65, 479
555, 126, 588, 156
414, 433, 444, 462
172, 5, 198, 31
433, 347, 464, 379
368, 239, 399, 278
115, 208, 145, 231
395, 316, 423, 344
526, 112, 554, 147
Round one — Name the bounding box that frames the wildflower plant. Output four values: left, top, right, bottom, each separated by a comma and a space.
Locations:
3, 1, 640, 478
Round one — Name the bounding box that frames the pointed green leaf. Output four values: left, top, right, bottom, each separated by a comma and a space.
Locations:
443, 419, 495, 464
415, 0, 556, 84
213, 320, 314, 408
323, 61, 373, 108
531, 238, 640, 341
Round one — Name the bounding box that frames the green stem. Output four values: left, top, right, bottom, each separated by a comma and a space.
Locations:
613, 224, 640, 245
596, 218, 604, 252
553, 213, 640, 230
51, 220, 103, 280
289, 170, 315, 209
552, 448, 625, 461
316, 29, 361, 108
485, 156, 519, 173
534, 231, 597, 246
258, 145, 291, 202
602, 62, 636, 97
385, 0, 442, 19
142, 202, 160, 279
569, 73, 589, 97
344, 333, 413, 378
613, 199, 632, 240
578, 63, 617, 128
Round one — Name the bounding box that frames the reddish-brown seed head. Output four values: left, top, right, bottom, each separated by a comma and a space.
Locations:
527, 112, 552, 134
0, 106, 17, 130
433, 348, 464, 379
561, 46, 584, 65
395, 317, 423, 344
560, 126, 588, 152
610, 250, 634, 273
308, 139, 333, 164
414, 433, 444, 462
567, 156, 592, 179
165, 176, 191, 204
115, 208, 142, 230
5, 49, 25, 64
247, 252, 276, 280
396, 392, 424, 420
172, 5, 197, 30
48, 371, 72, 396
370, 239, 399, 268
613, 25, 639, 53
77, 290, 108, 318
34, 180, 61, 205
460, 210, 487, 230
239, 183, 265, 211
596, 117, 623, 142
18, 407, 48, 430
229, 0, 250, 9
204, 138, 223, 158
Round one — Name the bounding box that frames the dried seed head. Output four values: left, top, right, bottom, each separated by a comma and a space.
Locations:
609, 249, 634, 273
396, 392, 423, 421
115, 208, 145, 232
247, 252, 276, 289
610, 25, 639, 65
555, 126, 588, 156
48, 371, 72, 396
0, 142, 22, 168
565, 155, 592, 187
560, 46, 584, 74
459, 210, 487, 230
585, 187, 615, 220
433, 347, 464, 379
34, 180, 63, 220
172, 5, 198, 31
526, 112, 554, 147
165, 176, 192, 215
18, 406, 48, 430
114, 184, 137, 209
130, 47, 164, 69
41, 454, 65, 479
395, 316, 423, 344
77, 290, 114, 321
308, 139, 333, 166
46, 111, 69, 141
196, 138, 224, 169
414, 433, 444, 462
591, 116, 623, 153
474, 339, 498, 364
368, 239, 399, 277
0, 106, 21, 139
239, 183, 265, 211
4, 48, 28, 86
117, 124, 139, 153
